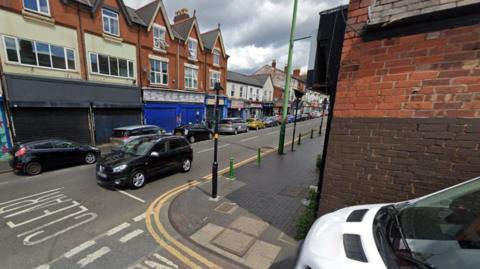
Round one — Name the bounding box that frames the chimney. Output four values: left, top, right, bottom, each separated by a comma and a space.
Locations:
174, 8, 190, 23
271, 59, 276, 69
293, 69, 301, 77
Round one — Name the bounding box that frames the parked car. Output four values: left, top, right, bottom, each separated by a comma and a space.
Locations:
218, 118, 248, 135
295, 176, 480, 269
96, 136, 192, 189
301, 113, 310, 121
110, 125, 167, 147
247, 118, 266, 130
310, 111, 321, 118
9, 139, 100, 175
263, 116, 278, 127
174, 123, 213, 143
287, 114, 296, 123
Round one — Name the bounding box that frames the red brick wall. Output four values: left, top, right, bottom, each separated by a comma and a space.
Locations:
319, 0, 480, 215
203, 37, 227, 95
336, 0, 480, 119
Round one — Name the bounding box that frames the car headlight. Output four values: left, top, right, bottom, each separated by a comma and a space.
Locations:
184, 129, 189, 135
113, 164, 127, 173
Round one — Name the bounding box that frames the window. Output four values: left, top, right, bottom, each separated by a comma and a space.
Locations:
102, 9, 119, 36
256, 88, 260, 101
230, 84, 235, 97
184, 67, 198, 89
169, 139, 188, 150
249, 88, 253, 100
188, 39, 197, 60
153, 142, 166, 153
89, 53, 134, 79
153, 25, 167, 50
213, 49, 220, 65
240, 86, 244, 98
24, 0, 50, 16
3, 36, 75, 71
150, 59, 168, 85
209, 71, 221, 89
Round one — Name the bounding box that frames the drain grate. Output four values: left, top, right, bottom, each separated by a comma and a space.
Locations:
278, 186, 304, 198
215, 202, 238, 214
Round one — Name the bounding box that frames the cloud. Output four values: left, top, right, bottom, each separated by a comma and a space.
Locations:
124, 0, 347, 74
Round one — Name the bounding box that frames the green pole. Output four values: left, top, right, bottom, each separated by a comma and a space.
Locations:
278, 0, 299, 155
257, 148, 261, 165
229, 157, 235, 180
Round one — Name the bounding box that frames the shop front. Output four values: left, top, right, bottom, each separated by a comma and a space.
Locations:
228, 99, 246, 119
205, 95, 228, 127
143, 89, 206, 133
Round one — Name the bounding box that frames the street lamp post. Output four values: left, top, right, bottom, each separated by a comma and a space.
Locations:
278, 0, 299, 155
291, 89, 304, 151
319, 98, 327, 136
211, 82, 222, 200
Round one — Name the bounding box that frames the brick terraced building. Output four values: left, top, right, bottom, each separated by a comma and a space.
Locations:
318, 0, 480, 214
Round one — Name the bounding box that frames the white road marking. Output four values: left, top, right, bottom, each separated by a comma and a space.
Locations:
153, 253, 179, 269
144, 261, 174, 269
119, 229, 144, 243
132, 213, 146, 222
0, 188, 62, 206
115, 189, 146, 203
34, 265, 50, 269
77, 246, 111, 268
266, 131, 278, 136
197, 143, 230, 154
106, 222, 130, 236
64, 240, 96, 258
240, 135, 259, 142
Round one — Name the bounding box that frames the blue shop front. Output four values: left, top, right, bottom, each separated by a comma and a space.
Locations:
143, 89, 206, 133
205, 95, 228, 127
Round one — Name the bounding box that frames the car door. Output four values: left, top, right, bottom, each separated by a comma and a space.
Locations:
146, 141, 170, 176
199, 124, 210, 140
30, 141, 58, 168
166, 139, 185, 169
51, 140, 79, 165
191, 124, 203, 140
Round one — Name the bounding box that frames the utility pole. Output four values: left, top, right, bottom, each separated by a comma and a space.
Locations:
278, 0, 299, 155
211, 82, 222, 200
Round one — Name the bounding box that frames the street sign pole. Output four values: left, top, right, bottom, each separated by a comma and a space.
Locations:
291, 99, 299, 152
278, 0, 299, 155
211, 83, 222, 200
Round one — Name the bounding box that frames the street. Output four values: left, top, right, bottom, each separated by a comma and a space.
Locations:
0, 118, 323, 269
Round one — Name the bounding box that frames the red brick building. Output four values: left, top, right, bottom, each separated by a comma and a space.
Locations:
318, 0, 480, 214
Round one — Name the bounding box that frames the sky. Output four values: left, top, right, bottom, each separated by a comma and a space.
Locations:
124, 0, 347, 75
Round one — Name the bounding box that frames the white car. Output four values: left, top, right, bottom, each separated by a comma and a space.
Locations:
296, 177, 480, 269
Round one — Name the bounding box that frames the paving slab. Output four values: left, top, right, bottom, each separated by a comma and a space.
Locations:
190, 223, 224, 246
230, 216, 269, 237
211, 228, 255, 257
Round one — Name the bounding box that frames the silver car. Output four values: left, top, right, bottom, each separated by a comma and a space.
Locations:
110, 125, 167, 147
218, 118, 248, 135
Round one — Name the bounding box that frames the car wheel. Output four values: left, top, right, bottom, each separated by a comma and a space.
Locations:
181, 158, 192, 172
234, 129, 238, 135
189, 136, 196, 143
25, 162, 42, 176
208, 133, 213, 140
129, 170, 146, 189
85, 152, 97, 164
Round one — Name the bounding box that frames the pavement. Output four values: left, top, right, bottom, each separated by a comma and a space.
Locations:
0, 117, 325, 269
166, 131, 324, 269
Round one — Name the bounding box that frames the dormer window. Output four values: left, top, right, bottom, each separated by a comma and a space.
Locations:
213, 49, 220, 65
24, 0, 50, 16
102, 9, 120, 36
153, 24, 167, 50
188, 38, 197, 60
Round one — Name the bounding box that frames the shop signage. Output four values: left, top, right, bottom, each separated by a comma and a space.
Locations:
144, 89, 205, 103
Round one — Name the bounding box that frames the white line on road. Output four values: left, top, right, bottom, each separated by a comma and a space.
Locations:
119, 229, 144, 243
106, 222, 131, 236
197, 143, 230, 154
240, 135, 259, 142
115, 189, 146, 203
34, 265, 50, 269
132, 213, 146, 222
77, 246, 111, 267
64, 240, 96, 258
266, 131, 278, 136
0, 187, 63, 206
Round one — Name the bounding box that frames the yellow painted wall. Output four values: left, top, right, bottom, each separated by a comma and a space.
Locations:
84, 33, 137, 86
0, 9, 81, 79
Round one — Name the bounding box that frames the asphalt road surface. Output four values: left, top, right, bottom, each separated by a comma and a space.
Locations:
0, 118, 324, 269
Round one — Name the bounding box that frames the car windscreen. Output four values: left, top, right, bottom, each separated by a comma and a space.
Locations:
112, 130, 129, 137
396, 178, 480, 269
219, 120, 232, 124
120, 139, 155, 156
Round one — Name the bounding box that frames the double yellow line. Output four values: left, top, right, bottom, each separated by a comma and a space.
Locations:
144, 136, 306, 268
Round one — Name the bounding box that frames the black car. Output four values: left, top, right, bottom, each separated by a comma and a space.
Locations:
9, 139, 100, 175
96, 136, 193, 189
174, 123, 213, 143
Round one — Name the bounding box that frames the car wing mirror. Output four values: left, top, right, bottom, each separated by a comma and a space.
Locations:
150, 151, 160, 157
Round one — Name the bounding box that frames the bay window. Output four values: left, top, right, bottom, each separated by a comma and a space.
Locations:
150, 59, 168, 85
185, 67, 198, 89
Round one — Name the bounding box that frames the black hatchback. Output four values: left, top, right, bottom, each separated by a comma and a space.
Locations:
174, 123, 213, 143
96, 136, 193, 189
9, 139, 100, 175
